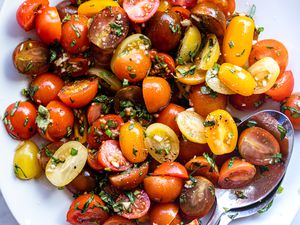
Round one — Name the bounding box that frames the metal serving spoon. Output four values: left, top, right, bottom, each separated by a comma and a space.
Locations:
206, 110, 294, 225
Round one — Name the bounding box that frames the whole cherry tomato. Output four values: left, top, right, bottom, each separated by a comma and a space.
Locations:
153, 162, 189, 179
281, 93, 300, 130
103, 215, 135, 225
149, 203, 179, 225
229, 94, 265, 111
197, 0, 235, 18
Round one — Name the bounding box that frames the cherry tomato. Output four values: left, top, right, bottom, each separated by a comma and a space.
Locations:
218, 157, 256, 189
56, 0, 78, 20
87, 149, 103, 171
171, 0, 197, 8
238, 127, 280, 166
61, 15, 90, 54
281, 93, 300, 130
204, 109, 238, 155
3, 101, 37, 140
87, 114, 124, 149
156, 103, 185, 135
67, 194, 109, 225
58, 78, 98, 108
78, 0, 120, 18
153, 162, 188, 179
178, 139, 209, 164
149, 203, 179, 225
185, 156, 219, 184
197, 0, 235, 18
16, 0, 49, 31
119, 121, 148, 163
123, 0, 160, 23
190, 84, 227, 117
37, 101, 74, 142
229, 94, 265, 111
266, 71, 294, 102
143, 176, 183, 203
86, 103, 103, 126
171, 7, 191, 20
35, 7, 62, 45
109, 162, 149, 190
115, 189, 151, 219
38, 141, 64, 170
103, 215, 135, 225
67, 167, 97, 194
143, 77, 171, 113
223, 16, 254, 67
249, 39, 289, 74
150, 52, 176, 78
98, 140, 132, 172
158, 1, 172, 12
30, 73, 64, 106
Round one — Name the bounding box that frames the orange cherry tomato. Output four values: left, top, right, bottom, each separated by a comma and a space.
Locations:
67, 194, 109, 225
119, 121, 148, 163
218, 157, 256, 189
87, 150, 103, 171
197, 0, 235, 18
281, 93, 300, 130
143, 176, 183, 203
149, 203, 179, 225
171, 6, 191, 20
30, 73, 64, 106
58, 78, 98, 108
153, 162, 189, 179
143, 77, 171, 113
103, 215, 135, 225
156, 103, 185, 135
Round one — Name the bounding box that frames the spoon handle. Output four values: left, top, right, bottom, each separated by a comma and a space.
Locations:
218, 214, 232, 225
207, 204, 225, 225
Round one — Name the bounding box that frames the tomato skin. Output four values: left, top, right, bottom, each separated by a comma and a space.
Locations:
178, 139, 209, 164
61, 15, 90, 54
150, 52, 176, 78
223, 16, 254, 67
153, 162, 189, 179
87, 150, 103, 171
58, 78, 98, 108
143, 77, 171, 113
197, 0, 235, 18
249, 39, 289, 74
31, 73, 64, 105
156, 103, 185, 135
171, 0, 197, 8
67, 167, 97, 194
149, 203, 179, 225
229, 94, 265, 111
3, 101, 37, 140
266, 71, 294, 102
103, 215, 135, 225
86, 103, 103, 126
35, 7, 62, 45
171, 7, 191, 20
16, 0, 49, 31
281, 93, 300, 130
67, 194, 109, 225
143, 176, 183, 203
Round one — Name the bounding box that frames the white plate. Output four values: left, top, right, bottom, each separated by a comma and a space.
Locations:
0, 0, 300, 225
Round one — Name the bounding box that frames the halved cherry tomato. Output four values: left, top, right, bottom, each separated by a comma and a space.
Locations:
171, 7, 191, 20
197, 0, 235, 18
149, 203, 179, 225
266, 70, 294, 102
86, 103, 103, 126
178, 139, 209, 164
58, 78, 98, 108
229, 94, 265, 111
150, 52, 176, 78
61, 15, 90, 54
16, 0, 49, 31
218, 157, 256, 189
158, 0, 172, 12
56, 0, 78, 20
103, 215, 135, 225
67, 194, 109, 225
171, 0, 197, 8
73, 110, 88, 144
38, 141, 63, 170
281, 93, 300, 130
153, 162, 188, 179
67, 167, 97, 194
204, 109, 238, 155
30, 73, 64, 106
109, 162, 149, 190
115, 189, 151, 219
78, 0, 120, 18
143, 77, 171, 113
249, 39, 289, 74
87, 149, 103, 171
185, 156, 219, 184
87, 114, 124, 149
123, 0, 160, 23
35, 7, 62, 45
98, 140, 132, 172
238, 127, 280, 166
176, 64, 206, 85
156, 103, 185, 136
3, 101, 37, 140
144, 176, 183, 203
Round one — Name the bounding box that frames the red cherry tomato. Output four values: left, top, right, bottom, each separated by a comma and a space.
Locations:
197, 0, 236, 18
153, 162, 189, 179
150, 52, 176, 78
266, 71, 294, 102
16, 0, 49, 31
67, 194, 109, 225
281, 93, 300, 130
86, 103, 103, 126
171, 0, 197, 8
103, 215, 135, 225
87, 150, 103, 171
171, 7, 191, 20
98, 140, 132, 172
3, 101, 37, 140
35, 7, 62, 44
123, 0, 160, 23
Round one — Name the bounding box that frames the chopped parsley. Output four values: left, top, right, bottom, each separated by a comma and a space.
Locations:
228, 40, 235, 48
203, 120, 216, 127
169, 23, 181, 34
110, 22, 123, 37
277, 124, 287, 140
70, 148, 78, 156
71, 24, 81, 38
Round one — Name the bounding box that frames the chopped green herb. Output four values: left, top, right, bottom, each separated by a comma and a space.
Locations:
71, 24, 81, 38
110, 22, 123, 37
257, 26, 264, 34
200, 86, 218, 98
228, 157, 235, 168
128, 123, 134, 130
122, 79, 129, 87
189, 44, 199, 62
236, 49, 246, 57
176, 65, 196, 77
281, 105, 300, 118
49, 49, 57, 63
70, 148, 78, 156
277, 186, 284, 194
132, 148, 138, 156
277, 124, 287, 140
66, 126, 72, 138
273, 153, 282, 163
24, 62, 33, 72
127, 66, 132, 71
36, 105, 51, 134
203, 120, 216, 127
258, 199, 273, 214
14, 163, 27, 178
71, 39, 77, 47
248, 4, 256, 18
81, 194, 94, 213
234, 190, 247, 199
11, 101, 20, 116
266, 46, 274, 49
107, 119, 118, 128
23, 117, 29, 127
105, 129, 113, 138
228, 213, 239, 220
169, 23, 181, 34
228, 40, 235, 48
129, 73, 136, 79
254, 100, 263, 108
62, 14, 71, 23
203, 153, 216, 171
246, 120, 257, 128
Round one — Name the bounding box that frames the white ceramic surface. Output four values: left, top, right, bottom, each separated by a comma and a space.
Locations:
0, 0, 300, 225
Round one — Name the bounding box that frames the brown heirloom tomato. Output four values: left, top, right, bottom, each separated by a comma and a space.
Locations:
38, 141, 64, 170
3, 101, 37, 140
229, 94, 265, 111
178, 139, 209, 164
67, 167, 97, 194
56, 0, 78, 20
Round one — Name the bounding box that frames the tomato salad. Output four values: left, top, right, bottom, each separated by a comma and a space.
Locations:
5, 0, 298, 224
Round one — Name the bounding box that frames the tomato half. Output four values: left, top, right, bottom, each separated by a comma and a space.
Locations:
153, 162, 189, 179
103, 215, 135, 225
87, 149, 103, 171
86, 103, 103, 126
198, 0, 235, 18
150, 52, 176, 78
16, 0, 49, 31
178, 139, 209, 164
281, 93, 300, 130
35, 7, 62, 44
149, 203, 179, 225
229, 94, 265, 111
171, 0, 197, 8
171, 7, 191, 20
123, 0, 160, 23
67, 194, 109, 225
58, 78, 98, 108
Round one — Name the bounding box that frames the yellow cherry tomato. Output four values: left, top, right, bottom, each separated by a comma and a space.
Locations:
13, 140, 42, 180
158, 0, 172, 12
197, 34, 220, 70
176, 63, 206, 85
119, 121, 148, 163
78, 0, 120, 18
222, 16, 255, 67
218, 63, 256, 96
204, 109, 238, 155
